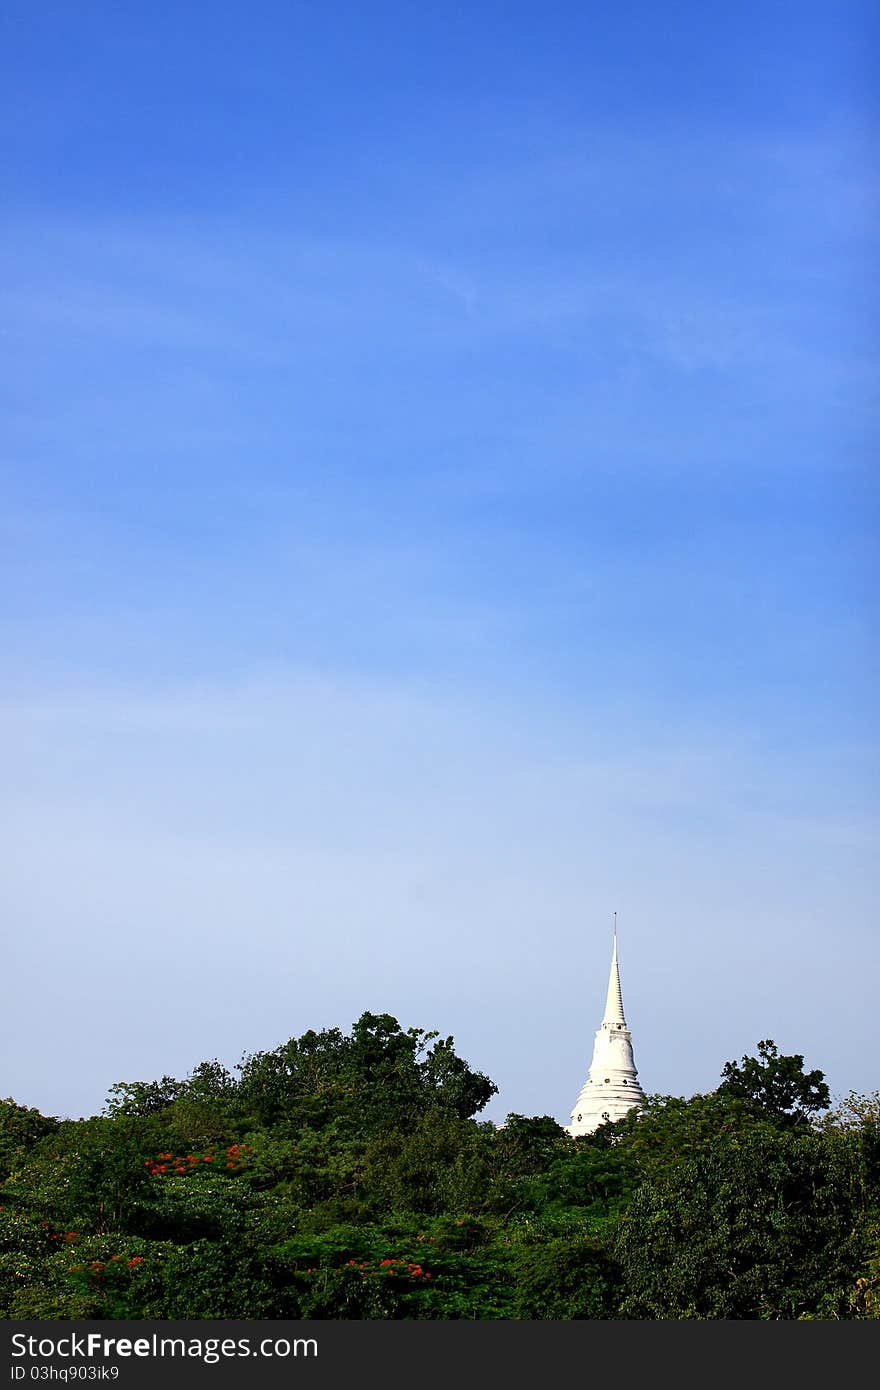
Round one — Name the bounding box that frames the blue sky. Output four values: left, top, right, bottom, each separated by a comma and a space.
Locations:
2, 2, 877, 1122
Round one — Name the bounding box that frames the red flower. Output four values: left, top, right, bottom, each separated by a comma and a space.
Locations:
128, 1256, 144, 1267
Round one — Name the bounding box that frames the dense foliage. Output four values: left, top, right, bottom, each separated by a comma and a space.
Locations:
2, 1013, 878, 1319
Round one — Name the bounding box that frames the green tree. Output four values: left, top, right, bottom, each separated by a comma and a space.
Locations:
614, 1126, 877, 1318
0, 1099, 59, 1181
237, 1011, 496, 1133
817, 1090, 880, 1134
511, 1236, 619, 1318
717, 1039, 830, 1128
7, 1117, 158, 1235
605, 1090, 776, 1184
104, 1077, 184, 1118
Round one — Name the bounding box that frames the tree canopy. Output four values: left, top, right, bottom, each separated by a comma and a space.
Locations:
1, 1023, 876, 1320
717, 1038, 831, 1128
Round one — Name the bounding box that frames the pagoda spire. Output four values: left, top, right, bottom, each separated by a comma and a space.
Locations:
601, 912, 626, 1026
565, 913, 645, 1137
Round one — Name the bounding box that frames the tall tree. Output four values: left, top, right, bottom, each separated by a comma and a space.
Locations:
717, 1039, 830, 1128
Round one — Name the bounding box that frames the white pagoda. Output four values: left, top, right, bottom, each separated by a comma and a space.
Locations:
566, 917, 645, 1136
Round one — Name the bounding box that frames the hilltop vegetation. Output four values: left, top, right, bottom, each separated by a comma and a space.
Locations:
2, 1014, 878, 1319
